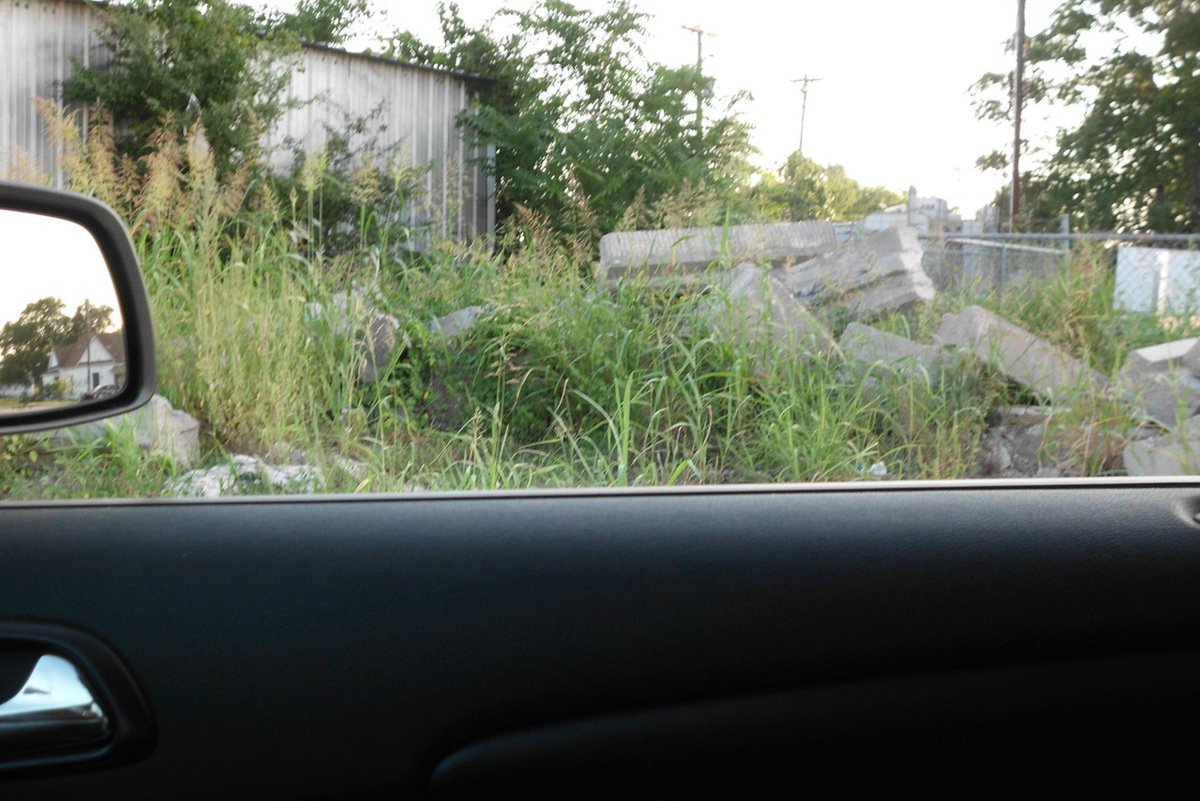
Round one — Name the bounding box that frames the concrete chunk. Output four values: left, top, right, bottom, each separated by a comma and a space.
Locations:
839, 269, 936, 322
1119, 338, 1198, 380
428, 305, 488, 339
1182, 339, 1200, 377
46, 394, 201, 468
1119, 368, 1200, 429
1123, 417, 1200, 476
362, 313, 403, 383
839, 322, 958, 382
936, 305, 1107, 398
599, 221, 839, 287
705, 264, 834, 358
306, 289, 409, 383
785, 226, 933, 320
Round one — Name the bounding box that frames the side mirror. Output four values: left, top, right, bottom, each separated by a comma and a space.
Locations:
0, 181, 156, 434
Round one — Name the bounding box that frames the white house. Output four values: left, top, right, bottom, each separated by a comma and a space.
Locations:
44, 332, 125, 398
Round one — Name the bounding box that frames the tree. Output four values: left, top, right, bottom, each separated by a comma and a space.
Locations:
386, 1, 753, 248
0, 299, 76, 394
271, 0, 371, 44
62, 0, 370, 174
750, 153, 904, 222
974, 1, 1200, 232
70, 302, 116, 340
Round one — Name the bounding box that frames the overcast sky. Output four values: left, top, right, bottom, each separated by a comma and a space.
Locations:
1, 211, 121, 329
345, 1, 1063, 215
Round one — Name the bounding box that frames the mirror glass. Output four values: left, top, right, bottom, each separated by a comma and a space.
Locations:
0, 209, 124, 416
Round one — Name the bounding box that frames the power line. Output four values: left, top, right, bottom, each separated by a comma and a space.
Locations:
791, 75, 822, 156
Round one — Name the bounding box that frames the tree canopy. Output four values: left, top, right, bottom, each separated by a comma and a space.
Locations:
975, 0, 1200, 232
749, 152, 904, 223
386, 1, 753, 247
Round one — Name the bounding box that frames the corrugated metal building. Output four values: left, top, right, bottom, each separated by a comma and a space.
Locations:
0, 0, 494, 241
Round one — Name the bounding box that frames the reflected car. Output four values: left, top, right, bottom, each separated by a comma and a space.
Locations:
81, 384, 121, 402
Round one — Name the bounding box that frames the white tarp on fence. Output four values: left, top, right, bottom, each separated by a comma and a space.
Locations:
1115, 246, 1200, 315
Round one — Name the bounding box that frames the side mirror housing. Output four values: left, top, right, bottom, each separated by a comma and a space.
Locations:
0, 181, 156, 434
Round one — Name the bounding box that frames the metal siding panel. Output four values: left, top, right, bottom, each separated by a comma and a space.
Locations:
441, 75, 450, 236
2, 0, 493, 239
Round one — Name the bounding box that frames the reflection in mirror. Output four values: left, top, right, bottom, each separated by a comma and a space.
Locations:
0, 209, 124, 416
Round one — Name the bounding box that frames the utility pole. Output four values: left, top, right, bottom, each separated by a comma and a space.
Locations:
791, 75, 822, 156
682, 25, 713, 137
1011, 0, 1027, 232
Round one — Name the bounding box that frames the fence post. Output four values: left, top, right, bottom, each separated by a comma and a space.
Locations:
1059, 213, 1071, 273
999, 244, 1008, 294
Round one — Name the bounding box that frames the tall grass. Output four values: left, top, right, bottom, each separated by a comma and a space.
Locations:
4, 108, 1197, 498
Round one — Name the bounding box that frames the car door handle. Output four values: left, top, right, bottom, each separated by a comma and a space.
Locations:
0, 654, 110, 755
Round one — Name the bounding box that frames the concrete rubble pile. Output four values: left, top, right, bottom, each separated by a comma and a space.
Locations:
51, 220, 1200, 483
600, 223, 935, 349
599, 221, 842, 289
1117, 336, 1200, 476
702, 263, 835, 360
784, 226, 934, 322
830, 306, 1200, 479
168, 454, 384, 498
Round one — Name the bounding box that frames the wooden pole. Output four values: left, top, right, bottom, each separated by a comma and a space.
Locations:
1011, 0, 1027, 232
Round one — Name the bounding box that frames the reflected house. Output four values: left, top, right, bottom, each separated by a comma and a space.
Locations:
44, 332, 125, 398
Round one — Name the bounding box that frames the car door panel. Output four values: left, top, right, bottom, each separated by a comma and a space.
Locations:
1, 482, 1198, 798
433, 650, 1200, 799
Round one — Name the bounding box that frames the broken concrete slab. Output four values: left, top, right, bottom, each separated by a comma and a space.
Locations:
599, 221, 839, 288
1119, 368, 1200, 429
704, 263, 834, 358
936, 305, 1108, 399
362, 312, 403, 383
1118, 338, 1198, 381
1181, 339, 1200, 377
837, 269, 937, 322
784, 226, 933, 320
306, 289, 409, 383
138, 395, 202, 468
1123, 416, 1200, 476
44, 394, 201, 468
838, 322, 959, 382
428, 305, 489, 339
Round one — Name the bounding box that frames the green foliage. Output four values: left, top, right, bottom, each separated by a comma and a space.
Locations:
270, 0, 371, 44
274, 108, 428, 256
749, 152, 905, 222
974, 0, 1200, 232
60, 0, 369, 174
62, 0, 288, 173
386, 1, 753, 248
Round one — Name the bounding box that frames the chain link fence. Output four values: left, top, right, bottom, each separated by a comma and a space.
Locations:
921, 233, 1200, 312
